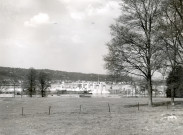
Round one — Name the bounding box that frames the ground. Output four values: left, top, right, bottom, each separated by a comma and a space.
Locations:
1, 96, 183, 135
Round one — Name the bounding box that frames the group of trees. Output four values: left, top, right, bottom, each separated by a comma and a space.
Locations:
166, 66, 183, 98
23, 68, 51, 97
104, 0, 183, 106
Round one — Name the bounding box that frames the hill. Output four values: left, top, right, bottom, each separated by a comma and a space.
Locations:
0, 66, 131, 82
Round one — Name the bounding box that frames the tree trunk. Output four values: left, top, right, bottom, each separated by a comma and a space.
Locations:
147, 85, 153, 106
41, 84, 44, 97
171, 87, 175, 105
147, 76, 153, 106
30, 90, 32, 97
30, 88, 32, 97
41, 89, 44, 97
147, 35, 153, 106
30, 80, 32, 97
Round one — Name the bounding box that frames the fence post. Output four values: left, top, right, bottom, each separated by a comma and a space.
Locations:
138, 102, 139, 111
49, 106, 51, 115
108, 103, 111, 113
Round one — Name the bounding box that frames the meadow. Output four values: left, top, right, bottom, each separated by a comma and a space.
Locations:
1, 96, 183, 135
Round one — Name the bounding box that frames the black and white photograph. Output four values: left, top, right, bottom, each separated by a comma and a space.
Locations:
1, 0, 183, 134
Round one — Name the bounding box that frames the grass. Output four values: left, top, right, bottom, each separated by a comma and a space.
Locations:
1, 96, 183, 135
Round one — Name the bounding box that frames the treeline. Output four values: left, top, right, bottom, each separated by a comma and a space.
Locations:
0, 66, 132, 82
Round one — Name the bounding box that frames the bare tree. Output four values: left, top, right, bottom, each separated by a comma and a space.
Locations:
104, 0, 164, 106
164, 0, 183, 40
38, 71, 51, 97
158, 0, 183, 105
27, 68, 37, 97
10, 68, 19, 98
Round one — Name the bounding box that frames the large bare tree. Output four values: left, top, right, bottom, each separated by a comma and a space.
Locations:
104, 0, 164, 106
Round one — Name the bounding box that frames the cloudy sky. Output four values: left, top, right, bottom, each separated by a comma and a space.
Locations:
0, 0, 121, 74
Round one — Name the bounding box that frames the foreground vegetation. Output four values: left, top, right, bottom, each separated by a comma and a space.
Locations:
1, 97, 183, 135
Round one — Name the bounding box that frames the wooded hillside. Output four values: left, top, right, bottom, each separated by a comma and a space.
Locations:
0, 66, 131, 82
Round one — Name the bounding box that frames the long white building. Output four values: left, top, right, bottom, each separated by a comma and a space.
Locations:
50, 81, 110, 94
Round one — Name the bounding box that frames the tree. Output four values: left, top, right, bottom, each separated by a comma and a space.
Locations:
26, 68, 37, 97
164, 0, 183, 40
10, 68, 19, 98
166, 66, 183, 99
157, 0, 183, 105
104, 0, 164, 106
38, 71, 51, 97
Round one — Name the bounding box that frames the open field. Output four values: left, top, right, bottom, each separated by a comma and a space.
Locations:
1, 96, 183, 135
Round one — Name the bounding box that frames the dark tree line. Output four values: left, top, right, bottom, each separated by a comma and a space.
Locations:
0, 66, 129, 82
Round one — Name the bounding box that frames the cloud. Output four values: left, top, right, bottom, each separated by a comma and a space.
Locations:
65, 0, 120, 23
0, 0, 121, 74
70, 12, 85, 20
24, 13, 50, 27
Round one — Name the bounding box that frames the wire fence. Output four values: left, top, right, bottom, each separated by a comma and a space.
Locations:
0, 97, 181, 119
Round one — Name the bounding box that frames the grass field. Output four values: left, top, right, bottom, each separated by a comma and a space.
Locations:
1, 96, 183, 135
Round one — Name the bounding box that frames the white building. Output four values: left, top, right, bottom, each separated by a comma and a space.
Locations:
50, 81, 110, 94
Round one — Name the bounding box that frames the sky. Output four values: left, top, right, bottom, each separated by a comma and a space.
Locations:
0, 0, 121, 74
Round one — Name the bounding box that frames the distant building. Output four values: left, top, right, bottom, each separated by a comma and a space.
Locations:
50, 81, 110, 94
0, 80, 166, 97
